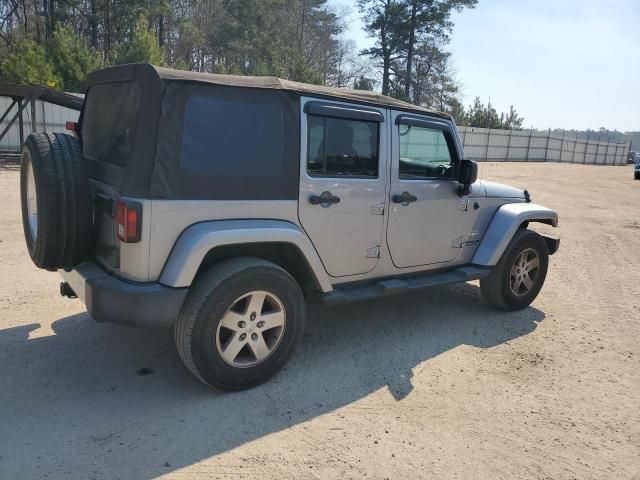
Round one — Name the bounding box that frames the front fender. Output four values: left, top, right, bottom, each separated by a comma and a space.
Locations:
472, 203, 558, 266
159, 220, 333, 292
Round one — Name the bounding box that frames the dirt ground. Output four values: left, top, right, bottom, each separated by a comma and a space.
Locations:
0, 162, 639, 479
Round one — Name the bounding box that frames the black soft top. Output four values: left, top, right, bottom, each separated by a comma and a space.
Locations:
86, 63, 450, 119
82, 64, 453, 200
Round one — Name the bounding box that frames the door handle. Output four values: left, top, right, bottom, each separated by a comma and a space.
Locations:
309, 191, 341, 207
392, 191, 417, 205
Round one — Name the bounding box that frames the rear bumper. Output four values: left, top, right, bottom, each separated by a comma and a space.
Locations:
59, 262, 188, 327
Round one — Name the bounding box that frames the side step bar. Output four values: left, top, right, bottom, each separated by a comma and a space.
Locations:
321, 265, 492, 305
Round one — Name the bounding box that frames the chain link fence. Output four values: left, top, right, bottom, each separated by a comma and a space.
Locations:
459, 126, 631, 165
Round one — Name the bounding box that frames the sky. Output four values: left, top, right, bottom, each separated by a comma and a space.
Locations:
331, 0, 640, 132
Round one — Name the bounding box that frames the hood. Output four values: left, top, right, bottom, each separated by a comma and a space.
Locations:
478, 180, 527, 200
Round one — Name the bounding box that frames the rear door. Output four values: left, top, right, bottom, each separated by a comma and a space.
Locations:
298, 99, 388, 277
386, 112, 470, 268
81, 81, 142, 270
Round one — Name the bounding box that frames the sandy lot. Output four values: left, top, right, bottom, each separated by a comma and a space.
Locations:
0, 162, 639, 479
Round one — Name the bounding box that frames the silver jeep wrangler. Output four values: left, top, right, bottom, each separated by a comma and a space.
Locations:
20, 64, 559, 390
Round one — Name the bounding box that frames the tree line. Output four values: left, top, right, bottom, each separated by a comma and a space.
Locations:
452, 97, 524, 129
0, 0, 526, 129
546, 128, 639, 147
0, 1, 372, 90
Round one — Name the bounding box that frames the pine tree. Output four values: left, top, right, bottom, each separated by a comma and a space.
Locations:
49, 26, 103, 92
353, 76, 376, 90
448, 98, 466, 125
0, 34, 59, 86
358, 0, 407, 95
114, 16, 166, 66
464, 98, 525, 130
357, 0, 477, 101
500, 106, 524, 130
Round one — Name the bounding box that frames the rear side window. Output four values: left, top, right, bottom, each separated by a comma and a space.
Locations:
181, 96, 284, 177
307, 116, 379, 177
82, 82, 141, 167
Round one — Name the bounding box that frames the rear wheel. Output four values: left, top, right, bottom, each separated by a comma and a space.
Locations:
480, 229, 549, 311
175, 258, 306, 390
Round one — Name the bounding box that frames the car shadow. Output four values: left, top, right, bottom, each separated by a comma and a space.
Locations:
0, 283, 544, 479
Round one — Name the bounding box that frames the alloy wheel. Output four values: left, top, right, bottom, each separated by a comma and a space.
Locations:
509, 248, 540, 297
215, 290, 287, 367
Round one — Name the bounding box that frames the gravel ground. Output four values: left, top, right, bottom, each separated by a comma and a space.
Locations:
0, 162, 639, 479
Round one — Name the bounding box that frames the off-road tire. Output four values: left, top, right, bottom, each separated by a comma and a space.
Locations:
480, 228, 549, 311
175, 257, 306, 390
20, 132, 91, 270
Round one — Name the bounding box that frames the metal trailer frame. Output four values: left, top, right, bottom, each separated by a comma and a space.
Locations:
0, 83, 83, 157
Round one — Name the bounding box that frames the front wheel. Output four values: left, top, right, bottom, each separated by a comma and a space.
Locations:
175, 257, 306, 390
480, 229, 549, 311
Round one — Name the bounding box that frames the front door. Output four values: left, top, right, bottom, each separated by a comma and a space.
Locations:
386, 113, 469, 268
298, 99, 388, 277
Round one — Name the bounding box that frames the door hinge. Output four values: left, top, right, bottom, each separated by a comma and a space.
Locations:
462, 240, 480, 247
370, 203, 385, 215
454, 231, 481, 249
366, 245, 381, 258
457, 198, 469, 211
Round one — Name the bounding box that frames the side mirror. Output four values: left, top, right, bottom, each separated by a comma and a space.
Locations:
457, 159, 478, 196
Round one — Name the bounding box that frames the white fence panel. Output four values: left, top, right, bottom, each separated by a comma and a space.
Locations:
458, 126, 630, 165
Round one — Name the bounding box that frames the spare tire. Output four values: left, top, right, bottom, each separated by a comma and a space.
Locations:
20, 132, 92, 270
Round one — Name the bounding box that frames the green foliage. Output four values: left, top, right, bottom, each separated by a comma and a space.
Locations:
358, 0, 408, 95
173, 58, 190, 72
457, 97, 525, 130
0, 0, 361, 89
353, 76, 376, 90
500, 106, 525, 130
358, 0, 477, 105
0, 34, 59, 86
171, 18, 205, 70
220, 0, 339, 81
48, 26, 103, 91
0, 0, 496, 120
290, 61, 324, 85
448, 98, 466, 125
114, 16, 166, 66
465, 97, 493, 127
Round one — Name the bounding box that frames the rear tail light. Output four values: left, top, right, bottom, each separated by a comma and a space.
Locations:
116, 198, 142, 243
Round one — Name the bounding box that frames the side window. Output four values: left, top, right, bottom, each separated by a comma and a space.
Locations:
398, 125, 455, 179
307, 115, 379, 177
181, 96, 284, 177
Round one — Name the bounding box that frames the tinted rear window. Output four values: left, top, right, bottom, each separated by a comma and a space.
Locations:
181, 96, 284, 177
82, 82, 141, 167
